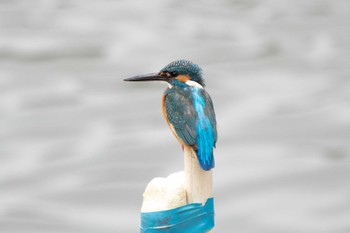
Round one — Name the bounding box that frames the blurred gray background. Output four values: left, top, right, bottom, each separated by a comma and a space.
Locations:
1, 0, 350, 232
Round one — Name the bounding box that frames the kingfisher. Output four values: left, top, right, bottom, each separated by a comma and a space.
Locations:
124, 60, 217, 171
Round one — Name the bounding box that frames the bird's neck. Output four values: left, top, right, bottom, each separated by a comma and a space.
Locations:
169, 80, 203, 89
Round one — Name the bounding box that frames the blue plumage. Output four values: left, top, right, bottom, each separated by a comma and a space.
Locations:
192, 88, 215, 170
125, 60, 217, 171
161, 60, 205, 87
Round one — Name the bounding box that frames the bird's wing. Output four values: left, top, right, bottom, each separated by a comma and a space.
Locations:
164, 87, 217, 147
202, 89, 217, 146
165, 88, 197, 147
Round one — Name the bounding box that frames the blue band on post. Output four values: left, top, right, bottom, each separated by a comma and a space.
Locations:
141, 198, 214, 233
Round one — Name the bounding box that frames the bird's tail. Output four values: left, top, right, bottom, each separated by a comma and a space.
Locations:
197, 150, 215, 171
195, 117, 215, 171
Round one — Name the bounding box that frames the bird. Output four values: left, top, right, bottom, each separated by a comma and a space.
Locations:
124, 60, 217, 171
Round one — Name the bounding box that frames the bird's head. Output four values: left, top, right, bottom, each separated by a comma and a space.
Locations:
124, 60, 205, 88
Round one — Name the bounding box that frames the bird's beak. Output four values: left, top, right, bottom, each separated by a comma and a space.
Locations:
124, 73, 169, 82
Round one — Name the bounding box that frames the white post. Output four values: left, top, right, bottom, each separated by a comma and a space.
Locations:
184, 146, 213, 204
141, 171, 187, 213
141, 148, 214, 232
184, 147, 214, 233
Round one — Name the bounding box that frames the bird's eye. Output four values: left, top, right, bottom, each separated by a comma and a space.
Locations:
169, 72, 178, 77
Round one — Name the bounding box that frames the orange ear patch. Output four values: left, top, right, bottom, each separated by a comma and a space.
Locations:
176, 75, 190, 83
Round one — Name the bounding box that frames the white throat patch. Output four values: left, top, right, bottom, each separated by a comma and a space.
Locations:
185, 80, 203, 89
